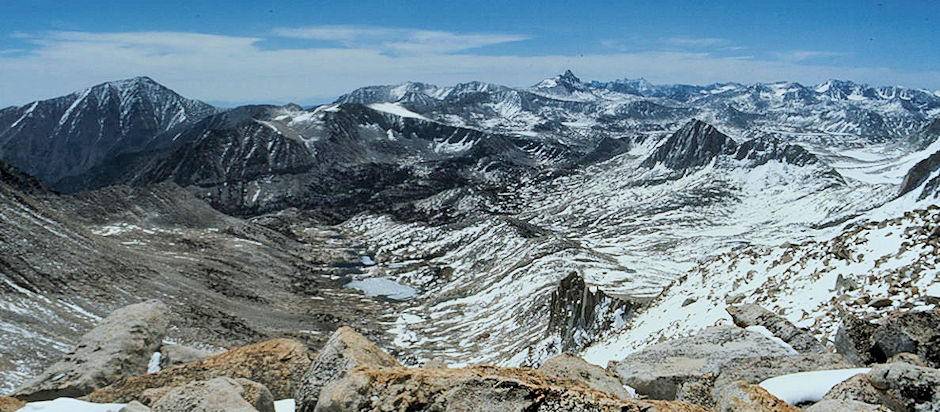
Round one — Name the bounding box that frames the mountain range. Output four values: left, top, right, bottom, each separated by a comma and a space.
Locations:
0, 71, 938, 395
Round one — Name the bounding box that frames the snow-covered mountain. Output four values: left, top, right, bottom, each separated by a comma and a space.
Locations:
0, 72, 937, 392
0, 77, 218, 185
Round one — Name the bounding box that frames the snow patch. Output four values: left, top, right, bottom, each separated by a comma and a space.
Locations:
274, 399, 295, 412
367, 103, 429, 120
759, 368, 870, 405
147, 351, 161, 373
20, 398, 125, 412
745, 326, 798, 355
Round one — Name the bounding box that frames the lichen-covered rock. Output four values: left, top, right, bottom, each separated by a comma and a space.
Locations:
676, 375, 717, 409
887, 352, 927, 367
821, 373, 902, 411
295, 327, 400, 412
713, 381, 800, 412
804, 399, 891, 411
150, 377, 272, 412
835, 313, 879, 365
835, 310, 940, 367
726, 304, 827, 353
869, 362, 940, 411
0, 396, 25, 412
12, 300, 170, 401
314, 365, 708, 412
539, 353, 633, 400
158, 344, 214, 369
609, 326, 795, 400
86, 338, 311, 403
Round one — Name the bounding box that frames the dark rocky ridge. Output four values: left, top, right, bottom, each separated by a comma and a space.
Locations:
641, 119, 738, 170
899, 148, 940, 199
640, 119, 839, 180
57, 102, 598, 221
0, 160, 49, 195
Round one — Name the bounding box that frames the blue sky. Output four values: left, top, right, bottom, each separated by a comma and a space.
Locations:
0, 0, 937, 106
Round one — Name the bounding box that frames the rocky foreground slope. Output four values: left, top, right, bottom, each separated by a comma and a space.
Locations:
3, 299, 938, 411
0, 169, 398, 392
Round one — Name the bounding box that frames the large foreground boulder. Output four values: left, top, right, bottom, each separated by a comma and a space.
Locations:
538, 353, 633, 400
869, 362, 940, 411
150, 377, 274, 412
712, 381, 800, 412
834, 310, 940, 367
726, 304, 827, 353
12, 300, 170, 401
609, 326, 796, 400
710, 353, 852, 403
314, 365, 707, 412
86, 338, 311, 403
295, 327, 400, 412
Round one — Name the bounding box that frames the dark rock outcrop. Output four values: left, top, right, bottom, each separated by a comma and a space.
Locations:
834, 310, 940, 367
546, 272, 636, 355
12, 300, 169, 401
0, 161, 49, 195
898, 148, 940, 199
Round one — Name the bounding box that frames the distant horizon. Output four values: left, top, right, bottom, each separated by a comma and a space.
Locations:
5, 70, 939, 110
2, 0, 937, 107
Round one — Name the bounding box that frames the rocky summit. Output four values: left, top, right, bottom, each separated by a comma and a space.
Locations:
0, 71, 938, 411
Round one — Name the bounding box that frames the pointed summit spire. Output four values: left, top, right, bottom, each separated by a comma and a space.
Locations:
560, 69, 581, 84
533, 70, 587, 93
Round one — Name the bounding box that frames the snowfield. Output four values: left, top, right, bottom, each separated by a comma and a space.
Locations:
583, 200, 939, 366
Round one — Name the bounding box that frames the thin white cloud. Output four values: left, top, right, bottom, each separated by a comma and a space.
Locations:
661, 36, 729, 47
0, 30, 938, 107
272, 25, 528, 54
775, 50, 847, 62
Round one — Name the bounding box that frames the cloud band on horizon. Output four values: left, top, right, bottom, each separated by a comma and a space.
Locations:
0, 26, 937, 107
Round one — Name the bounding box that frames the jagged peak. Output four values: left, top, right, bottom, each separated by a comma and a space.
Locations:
560, 69, 581, 83
534, 70, 584, 89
